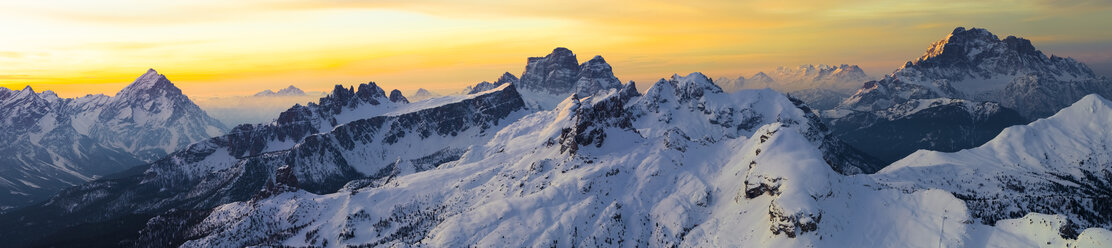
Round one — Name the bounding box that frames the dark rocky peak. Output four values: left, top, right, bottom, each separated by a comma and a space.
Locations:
276, 103, 313, 125
318, 82, 392, 114
554, 81, 638, 155
467, 81, 500, 94
355, 82, 387, 105
913, 27, 1048, 68
254, 165, 300, 200
1002, 35, 1038, 55
319, 85, 356, 114
618, 81, 640, 100
388, 89, 409, 103
519, 47, 582, 93
495, 72, 518, 85
572, 55, 622, 96
578, 56, 614, 79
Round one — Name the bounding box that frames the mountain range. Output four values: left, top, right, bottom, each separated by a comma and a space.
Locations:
839, 27, 1111, 119
253, 85, 307, 97
1, 27, 1111, 247
716, 64, 869, 110
0, 69, 226, 210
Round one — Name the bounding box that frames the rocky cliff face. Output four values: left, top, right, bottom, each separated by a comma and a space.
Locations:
515, 48, 623, 110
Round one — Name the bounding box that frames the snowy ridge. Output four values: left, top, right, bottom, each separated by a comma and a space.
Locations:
175, 82, 1109, 247
877, 98, 1005, 120
876, 94, 1112, 231
0, 83, 530, 247
0, 69, 226, 209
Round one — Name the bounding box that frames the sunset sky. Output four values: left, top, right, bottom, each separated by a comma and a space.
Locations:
1, 0, 1110, 98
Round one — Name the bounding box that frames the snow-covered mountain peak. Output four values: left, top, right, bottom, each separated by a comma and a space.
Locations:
671, 72, 724, 97
917, 27, 1000, 62
8, 85, 40, 102
254, 85, 307, 97
875, 94, 1112, 230
901, 27, 1095, 84
1049, 93, 1112, 119
117, 68, 175, 97
838, 27, 1111, 118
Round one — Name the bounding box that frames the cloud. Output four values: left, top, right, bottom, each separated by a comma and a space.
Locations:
73, 41, 211, 51
0, 74, 34, 80
0, 52, 24, 58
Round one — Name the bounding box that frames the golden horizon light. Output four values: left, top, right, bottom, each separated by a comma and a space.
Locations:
1, 0, 1110, 98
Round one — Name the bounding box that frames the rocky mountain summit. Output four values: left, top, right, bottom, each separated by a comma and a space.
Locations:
0, 69, 226, 209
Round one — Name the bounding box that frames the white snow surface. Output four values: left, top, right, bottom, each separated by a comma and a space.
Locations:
180, 78, 1111, 247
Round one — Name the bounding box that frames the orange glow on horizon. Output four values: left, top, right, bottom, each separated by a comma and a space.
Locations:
1, 0, 1110, 98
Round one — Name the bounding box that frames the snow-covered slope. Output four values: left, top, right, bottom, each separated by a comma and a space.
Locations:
0, 82, 529, 247
840, 27, 1112, 119
876, 94, 1112, 232
170, 77, 1108, 248
0, 69, 226, 210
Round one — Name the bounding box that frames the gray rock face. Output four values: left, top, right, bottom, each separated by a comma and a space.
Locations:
0, 69, 226, 210
388, 89, 409, 104
515, 48, 623, 109
840, 27, 1112, 119
518, 47, 582, 95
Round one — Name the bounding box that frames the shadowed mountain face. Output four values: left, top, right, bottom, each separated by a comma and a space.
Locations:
826, 27, 1112, 163
0, 69, 226, 210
